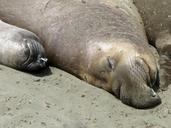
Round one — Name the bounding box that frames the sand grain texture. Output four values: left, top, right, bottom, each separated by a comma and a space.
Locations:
0, 65, 170, 128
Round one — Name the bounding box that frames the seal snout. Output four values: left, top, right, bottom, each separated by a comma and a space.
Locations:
150, 92, 161, 104
26, 56, 48, 71
141, 88, 161, 109
150, 88, 161, 104
39, 57, 48, 67
22, 38, 48, 71
36, 56, 48, 68
120, 86, 161, 109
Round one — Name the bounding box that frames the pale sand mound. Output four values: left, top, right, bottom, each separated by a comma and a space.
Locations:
0, 65, 170, 128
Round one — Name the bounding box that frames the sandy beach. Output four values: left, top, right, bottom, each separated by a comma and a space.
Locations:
0, 64, 170, 128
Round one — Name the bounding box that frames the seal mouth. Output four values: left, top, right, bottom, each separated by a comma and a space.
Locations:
21, 38, 48, 71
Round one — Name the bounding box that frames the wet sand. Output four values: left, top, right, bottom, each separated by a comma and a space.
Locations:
0, 64, 170, 128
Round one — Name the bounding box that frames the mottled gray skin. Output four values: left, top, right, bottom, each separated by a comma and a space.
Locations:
0, 0, 161, 108
0, 20, 47, 71
133, 0, 171, 89
133, 0, 171, 42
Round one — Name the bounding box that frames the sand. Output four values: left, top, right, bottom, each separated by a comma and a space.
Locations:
0, 64, 170, 128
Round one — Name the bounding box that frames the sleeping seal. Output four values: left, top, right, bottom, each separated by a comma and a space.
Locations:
0, 20, 47, 71
0, 0, 161, 108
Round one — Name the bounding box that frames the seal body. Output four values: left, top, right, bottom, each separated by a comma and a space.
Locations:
0, 20, 47, 71
134, 0, 171, 88
133, 0, 171, 42
0, 0, 161, 108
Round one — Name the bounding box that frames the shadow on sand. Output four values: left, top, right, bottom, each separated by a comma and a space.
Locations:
30, 67, 52, 77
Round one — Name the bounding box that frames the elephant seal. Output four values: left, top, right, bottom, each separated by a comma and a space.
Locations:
0, 20, 47, 71
0, 0, 161, 108
133, 0, 171, 89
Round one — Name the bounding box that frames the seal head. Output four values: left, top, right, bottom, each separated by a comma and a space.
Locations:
0, 20, 47, 71
20, 38, 48, 71
88, 42, 161, 109
110, 45, 161, 108
117, 56, 161, 108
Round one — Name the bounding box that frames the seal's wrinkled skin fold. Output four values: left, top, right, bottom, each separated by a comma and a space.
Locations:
0, 20, 47, 71
0, 0, 161, 108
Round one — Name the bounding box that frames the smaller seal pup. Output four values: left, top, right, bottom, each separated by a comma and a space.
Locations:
0, 20, 47, 71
